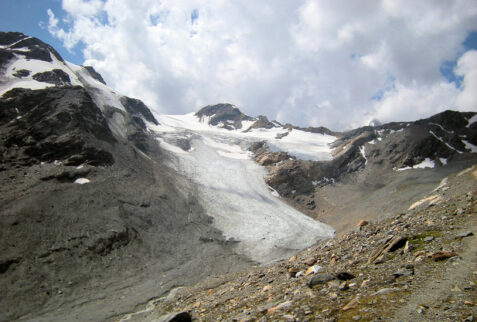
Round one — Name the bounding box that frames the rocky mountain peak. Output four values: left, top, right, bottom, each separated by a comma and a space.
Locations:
195, 103, 254, 130
0, 31, 63, 64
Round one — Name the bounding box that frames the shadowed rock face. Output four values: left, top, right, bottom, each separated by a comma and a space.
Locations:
0, 87, 115, 167
83, 66, 107, 85
32, 69, 71, 86
243, 115, 277, 132
120, 96, 159, 125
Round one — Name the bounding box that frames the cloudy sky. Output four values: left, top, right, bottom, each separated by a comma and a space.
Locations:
3, 0, 477, 130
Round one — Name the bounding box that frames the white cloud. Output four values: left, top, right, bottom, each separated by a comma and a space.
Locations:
62, 0, 103, 18
371, 81, 460, 124
48, 0, 477, 130
455, 50, 477, 109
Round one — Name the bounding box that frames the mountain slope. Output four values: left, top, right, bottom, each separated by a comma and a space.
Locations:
0, 32, 253, 321
121, 164, 476, 321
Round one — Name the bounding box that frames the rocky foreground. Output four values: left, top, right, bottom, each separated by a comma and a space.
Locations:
111, 164, 477, 322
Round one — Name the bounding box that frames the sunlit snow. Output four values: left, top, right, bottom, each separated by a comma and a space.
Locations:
467, 114, 477, 128
462, 140, 477, 153
152, 113, 336, 161
396, 158, 435, 171
0, 50, 82, 95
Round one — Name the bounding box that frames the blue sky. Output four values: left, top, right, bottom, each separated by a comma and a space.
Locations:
1, 1, 476, 129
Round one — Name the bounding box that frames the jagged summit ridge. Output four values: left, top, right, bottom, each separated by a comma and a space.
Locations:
195, 103, 254, 130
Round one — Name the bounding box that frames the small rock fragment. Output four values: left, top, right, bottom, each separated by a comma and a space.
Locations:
308, 273, 336, 287
328, 280, 340, 289
288, 267, 300, 278
432, 251, 458, 261
451, 285, 461, 292
342, 296, 360, 311
414, 250, 425, 257
267, 301, 292, 315
373, 288, 399, 295
394, 265, 414, 277
304, 257, 316, 266
357, 220, 369, 227
456, 231, 473, 239
305, 265, 323, 276
339, 281, 349, 290
414, 256, 425, 263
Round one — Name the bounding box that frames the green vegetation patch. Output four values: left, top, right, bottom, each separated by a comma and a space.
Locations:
408, 231, 442, 245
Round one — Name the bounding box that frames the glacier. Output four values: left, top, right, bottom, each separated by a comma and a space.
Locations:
150, 114, 335, 263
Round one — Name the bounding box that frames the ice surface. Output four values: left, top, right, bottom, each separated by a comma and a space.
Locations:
150, 113, 335, 263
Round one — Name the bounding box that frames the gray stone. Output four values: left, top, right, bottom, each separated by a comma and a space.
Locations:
373, 288, 399, 295
394, 265, 414, 277
456, 231, 473, 239
308, 273, 336, 287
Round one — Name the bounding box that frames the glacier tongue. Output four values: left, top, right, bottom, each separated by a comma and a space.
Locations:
152, 114, 335, 263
